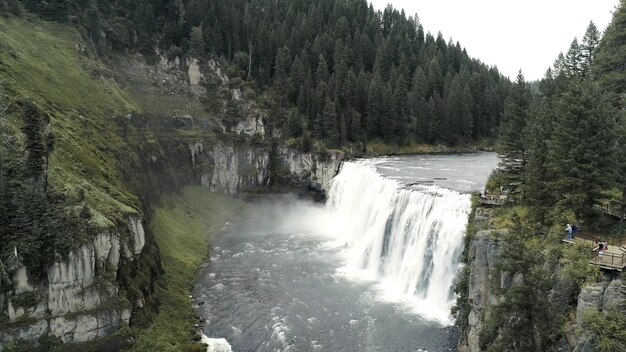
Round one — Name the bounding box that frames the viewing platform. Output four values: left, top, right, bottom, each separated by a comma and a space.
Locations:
562, 234, 626, 271
478, 195, 506, 207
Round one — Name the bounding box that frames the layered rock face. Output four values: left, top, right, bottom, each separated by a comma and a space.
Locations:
192, 143, 269, 194
573, 279, 626, 352
188, 142, 343, 196
0, 218, 145, 345
280, 148, 344, 195
460, 229, 502, 352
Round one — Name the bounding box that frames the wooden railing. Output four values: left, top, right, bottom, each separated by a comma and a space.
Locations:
478, 195, 506, 206
594, 203, 626, 220
590, 248, 626, 270
575, 232, 626, 248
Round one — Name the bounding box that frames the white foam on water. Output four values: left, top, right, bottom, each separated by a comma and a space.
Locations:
326, 160, 470, 325
201, 334, 233, 352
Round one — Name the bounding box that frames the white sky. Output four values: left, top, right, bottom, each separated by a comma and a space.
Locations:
369, 0, 619, 81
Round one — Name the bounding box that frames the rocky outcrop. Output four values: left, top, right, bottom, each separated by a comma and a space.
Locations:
576, 282, 608, 327
600, 278, 625, 309
0, 218, 146, 347
461, 229, 502, 352
233, 114, 265, 136
196, 143, 270, 194
188, 141, 344, 196
280, 148, 344, 195
572, 278, 626, 351
189, 141, 269, 194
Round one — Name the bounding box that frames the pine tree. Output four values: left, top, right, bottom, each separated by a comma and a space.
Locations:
546, 81, 615, 223
593, 0, 626, 100
367, 71, 384, 138
442, 79, 463, 144
410, 67, 428, 141
483, 86, 501, 137
322, 98, 338, 146
393, 72, 409, 143
522, 100, 555, 225
497, 71, 531, 191
274, 46, 292, 101
479, 220, 559, 351
347, 107, 363, 143
189, 26, 206, 58
593, 0, 626, 216
580, 22, 601, 76
22, 101, 47, 182
380, 82, 394, 140
427, 92, 444, 143
315, 54, 330, 87
564, 38, 583, 78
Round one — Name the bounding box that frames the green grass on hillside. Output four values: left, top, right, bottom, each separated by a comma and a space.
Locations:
0, 18, 135, 114
128, 186, 244, 352
0, 17, 142, 228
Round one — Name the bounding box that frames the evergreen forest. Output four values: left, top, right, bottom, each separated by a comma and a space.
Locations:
5, 0, 511, 148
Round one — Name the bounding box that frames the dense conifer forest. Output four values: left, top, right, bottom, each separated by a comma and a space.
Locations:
496, 17, 624, 227
4, 0, 510, 148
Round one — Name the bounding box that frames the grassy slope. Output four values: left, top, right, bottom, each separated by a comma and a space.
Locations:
128, 186, 243, 352
0, 17, 141, 227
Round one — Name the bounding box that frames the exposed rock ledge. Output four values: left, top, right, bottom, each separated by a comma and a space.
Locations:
460, 229, 503, 352
0, 218, 145, 346
188, 141, 343, 196
572, 279, 626, 352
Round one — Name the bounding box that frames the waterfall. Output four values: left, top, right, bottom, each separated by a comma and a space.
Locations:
327, 160, 471, 324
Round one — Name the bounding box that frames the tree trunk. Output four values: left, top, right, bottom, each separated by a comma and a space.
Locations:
247, 41, 253, 80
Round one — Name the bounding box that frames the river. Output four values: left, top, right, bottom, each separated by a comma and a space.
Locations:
194, 152, 498, 352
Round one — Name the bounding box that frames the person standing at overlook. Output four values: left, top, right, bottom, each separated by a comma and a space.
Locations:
565, 224, 573, 240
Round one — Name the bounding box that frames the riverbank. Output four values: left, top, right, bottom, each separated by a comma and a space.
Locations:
364, 141, 495, 157
128, 187, 244, 352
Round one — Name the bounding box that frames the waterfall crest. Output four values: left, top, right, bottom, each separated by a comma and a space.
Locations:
327, 160, 471, 324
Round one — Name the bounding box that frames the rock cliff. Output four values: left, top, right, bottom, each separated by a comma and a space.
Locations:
0, 219, 145, 345
459, 228, 503, 352
572, 279, 626, 352
187, 142, 343, 195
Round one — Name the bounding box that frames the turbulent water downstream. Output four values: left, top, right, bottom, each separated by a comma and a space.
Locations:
194, 153, 498, 352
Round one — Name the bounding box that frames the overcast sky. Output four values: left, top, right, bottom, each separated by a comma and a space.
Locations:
369, 0, 619, 81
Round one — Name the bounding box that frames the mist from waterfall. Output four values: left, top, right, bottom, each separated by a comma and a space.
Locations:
326, 160, 471, 324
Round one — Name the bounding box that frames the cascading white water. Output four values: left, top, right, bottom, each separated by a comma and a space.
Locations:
327, 160, 471, 324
